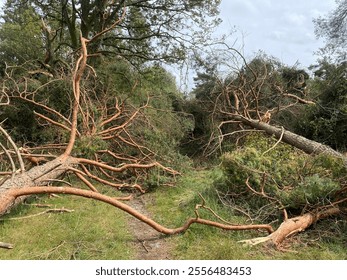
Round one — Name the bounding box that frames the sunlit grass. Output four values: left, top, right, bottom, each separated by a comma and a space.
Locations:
148, 169, 347, 260
1, 169, 346, 260
0, 189, 134, 260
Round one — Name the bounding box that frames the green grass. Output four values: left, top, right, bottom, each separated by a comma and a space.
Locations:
1, 168, 346, 260
148, 169, 347, 260
0, 189, 135, 260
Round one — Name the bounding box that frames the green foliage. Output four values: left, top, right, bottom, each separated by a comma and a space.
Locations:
217, 134, 346, 218
0, 71, 72, 144
313, 0, 347, 61
74, 136, 109, 158
126, 65, 193, 170
296, 61, 347, 151
280, 174, 339, 208
0, 3, 44, 65
1, 0, 222, 65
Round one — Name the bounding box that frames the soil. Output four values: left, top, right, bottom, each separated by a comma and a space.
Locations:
126, 195, 173, 260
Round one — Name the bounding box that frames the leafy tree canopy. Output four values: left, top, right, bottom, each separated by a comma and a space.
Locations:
0, 0, 222, 68
296, 60, 347, 151
314, 0, 347, 61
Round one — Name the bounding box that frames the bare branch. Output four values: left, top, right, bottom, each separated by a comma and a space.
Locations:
64, 36, 89, 157
262, 126, 285, 156
282, 93, 315, 105
33, 111, 73, 134
3, 186, 274, 236
0, 142, 17, 178
0, 125, 25, 172
77, 158, 179, 176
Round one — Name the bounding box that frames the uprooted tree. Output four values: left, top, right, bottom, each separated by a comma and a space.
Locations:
0, 37, 275, 247
186, 48, 347, 247
0, 4, 279, 250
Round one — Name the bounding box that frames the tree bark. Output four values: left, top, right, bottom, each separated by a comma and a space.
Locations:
235, 116, 347, 162
240, 207, 341, 247
0, 155, 78, 216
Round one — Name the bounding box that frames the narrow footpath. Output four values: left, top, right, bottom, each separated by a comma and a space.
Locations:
127, 195, 173, 260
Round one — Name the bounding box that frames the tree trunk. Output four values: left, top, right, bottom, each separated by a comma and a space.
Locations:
0, 155, 78, 216
236, 116, 346, 162
240, 207, 341, 247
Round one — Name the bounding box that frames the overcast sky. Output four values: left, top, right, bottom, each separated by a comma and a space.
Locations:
0, 0, 338, 90
217, 0, 337, 68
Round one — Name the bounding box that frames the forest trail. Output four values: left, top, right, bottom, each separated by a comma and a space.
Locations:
127, 195, 173, 260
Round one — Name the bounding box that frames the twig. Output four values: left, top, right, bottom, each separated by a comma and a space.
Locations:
34, 111, 72, 133
0, 142, 16, 178
41, 178, 72, 187
23, 203, 53, 208
0, 125, 25, 172
114, 194, 133, 201
0, 208, 74, 221
283, 93, 315, 105
195, 193, 239, 226
262, 126, 285, 156
0, 83, 10, 105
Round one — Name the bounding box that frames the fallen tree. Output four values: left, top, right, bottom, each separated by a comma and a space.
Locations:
188, 49, 347, 248
0, 19, 278, 251
233, 116, 347, 162
1, 13, 346, 251
239, 206, 343, 247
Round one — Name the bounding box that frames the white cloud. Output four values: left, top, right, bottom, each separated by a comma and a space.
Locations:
284, 12, 307, 25
217, 0, 338, 68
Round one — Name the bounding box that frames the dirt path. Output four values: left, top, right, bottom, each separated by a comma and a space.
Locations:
127, 195, 173, 260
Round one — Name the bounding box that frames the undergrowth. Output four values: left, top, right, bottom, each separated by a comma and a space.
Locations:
148, 167, 347, 260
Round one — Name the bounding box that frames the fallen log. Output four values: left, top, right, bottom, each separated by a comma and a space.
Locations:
0, 155, 78, 216
239, 207, 342, 248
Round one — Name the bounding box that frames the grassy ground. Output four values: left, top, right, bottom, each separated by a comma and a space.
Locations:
1, 168, 346, 260
0, 188, 134, 260
148, 169, 347, 260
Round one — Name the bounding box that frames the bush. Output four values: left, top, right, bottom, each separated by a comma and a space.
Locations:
215, 134, 346, 220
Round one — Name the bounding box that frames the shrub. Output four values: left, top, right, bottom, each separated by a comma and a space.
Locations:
215, 134, 346, 220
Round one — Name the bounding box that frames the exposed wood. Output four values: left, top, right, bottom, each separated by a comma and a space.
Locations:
0, 242, 13, 249
239, 207, 341, 247
23, 155, 49, 166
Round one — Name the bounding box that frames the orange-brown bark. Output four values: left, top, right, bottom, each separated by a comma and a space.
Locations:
240, 207, 341, 247
2, 186, 274, 236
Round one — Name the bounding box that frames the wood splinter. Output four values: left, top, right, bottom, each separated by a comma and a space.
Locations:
0, 242, 14, 249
